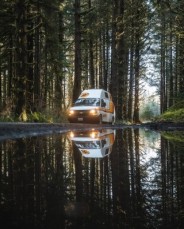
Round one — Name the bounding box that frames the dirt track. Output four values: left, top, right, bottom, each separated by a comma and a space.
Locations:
0, 122, 184, 141
0, 122, 113, 141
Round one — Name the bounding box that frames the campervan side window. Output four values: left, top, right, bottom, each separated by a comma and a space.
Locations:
105, 92, 109, 98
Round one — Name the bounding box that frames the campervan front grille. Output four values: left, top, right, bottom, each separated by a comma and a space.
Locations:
75, 110, 90, 116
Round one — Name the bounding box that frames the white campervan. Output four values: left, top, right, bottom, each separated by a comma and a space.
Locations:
68, 129, 116, 158
68, 89, 115, 124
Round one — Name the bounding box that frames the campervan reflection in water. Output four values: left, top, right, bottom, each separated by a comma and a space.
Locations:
68, 129, 116, 158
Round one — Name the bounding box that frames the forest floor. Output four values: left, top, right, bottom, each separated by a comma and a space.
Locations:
0, 121, 184, 141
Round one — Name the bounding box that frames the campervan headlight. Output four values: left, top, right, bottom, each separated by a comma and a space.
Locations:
69, 110, 74, 116
89, 109, 99, 115
69, 131, 75, 138
90, 132, 97, 138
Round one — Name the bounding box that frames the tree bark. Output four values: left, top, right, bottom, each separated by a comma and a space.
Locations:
14, 0, 27, 117
72, 0, 81, 102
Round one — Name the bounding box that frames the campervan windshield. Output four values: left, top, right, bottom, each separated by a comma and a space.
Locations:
74, 98, 100, 106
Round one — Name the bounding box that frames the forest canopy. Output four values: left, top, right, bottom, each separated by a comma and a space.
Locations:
0, 0, 184, 123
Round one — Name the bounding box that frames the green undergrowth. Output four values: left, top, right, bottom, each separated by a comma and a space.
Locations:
156, 100, 184, 123
0, 110, 68, 123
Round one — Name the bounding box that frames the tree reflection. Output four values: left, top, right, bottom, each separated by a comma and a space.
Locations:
0, 129, 184, 228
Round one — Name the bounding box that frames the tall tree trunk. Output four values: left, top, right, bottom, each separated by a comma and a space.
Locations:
104, 27, 109, 91
111, 0, 127, 121
178, 0, 184, 95
133, 38, 140, 123
116, 0, 126, 120
175, 36, 179, 99
160, 6, 166, 113
14, 0, 27, 117
72, 0, 81, 102
169, 14, 173, 106
99, 34, 103, 88
88, 0, 95, 89
8, 35, 13, 98
179, 39, 184, 94
34, 0, 41, 111
128, 41, 134, 122
110, 0, 118, 110
55, 2, 64, 113
133, 2, 143, 123
26, 4, 34, 112
89, 39, 95, 88
0, 64, 1, 109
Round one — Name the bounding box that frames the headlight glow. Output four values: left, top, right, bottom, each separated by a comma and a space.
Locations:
90, 132, 96, 138
69, 132, 75, 138
90, 109, 98, 115
69, 110, 74, 115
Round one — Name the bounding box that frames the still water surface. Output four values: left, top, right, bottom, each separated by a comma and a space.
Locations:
0, 127, 184, 229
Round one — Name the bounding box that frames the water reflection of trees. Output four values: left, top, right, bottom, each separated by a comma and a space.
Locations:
0, 130, 184, 228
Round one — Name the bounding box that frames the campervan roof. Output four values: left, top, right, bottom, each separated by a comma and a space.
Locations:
79, 89, 107, 99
